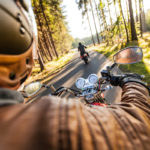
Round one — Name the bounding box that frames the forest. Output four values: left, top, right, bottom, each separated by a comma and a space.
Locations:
31, 0, 150, 83
32, 0, 73, 71
73, 0, 150, 47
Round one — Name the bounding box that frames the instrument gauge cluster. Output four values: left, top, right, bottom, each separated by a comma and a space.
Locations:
75, 78, 85, 89
75, 74, 98, 89
88, 74, 98, 84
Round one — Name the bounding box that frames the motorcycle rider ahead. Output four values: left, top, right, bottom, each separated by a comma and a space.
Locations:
0, 1, 150, 150
78, 42, 89, 57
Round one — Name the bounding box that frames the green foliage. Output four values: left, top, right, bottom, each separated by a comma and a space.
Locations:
72, 35, 103, 48
95, 42, 123, 58
95, 33, 150, 84
32, 0, 73, 56
28, 51, 75, 84
76, 0, 89, 10
146, 9, 150, 31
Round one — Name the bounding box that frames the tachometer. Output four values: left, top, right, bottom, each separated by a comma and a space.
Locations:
88, 74, 98, 84
75, 78, 85, 89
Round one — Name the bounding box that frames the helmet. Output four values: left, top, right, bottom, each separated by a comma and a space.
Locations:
79, 42, 82, 45
0, 0, 37, 89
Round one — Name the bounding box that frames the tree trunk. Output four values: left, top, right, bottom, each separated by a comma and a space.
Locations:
99, 0, 109, 44
125, 0, 130, 24
128, 0, 138, 40
86, 10, 95, 46
93, 0, 102, 33
135, 0, 139, 22
37, 37, 45, 71
38, 35, 49, 62
118, 0, 129, 42
38, 37, 46, 63
37, 49, 44, 71
139, 0, 143, 37
33, 0, 53, 60
113, 0, 121, 38
106, 0, 113, 26
39, 0, 59, 58
141, 0, 147, 32
100, 0, 108, 30
43, 31, 55, 57
46, 33, 56, 57
89, 0, 100, 44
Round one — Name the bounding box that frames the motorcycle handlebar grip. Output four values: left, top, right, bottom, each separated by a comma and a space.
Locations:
110, 75, 122, 86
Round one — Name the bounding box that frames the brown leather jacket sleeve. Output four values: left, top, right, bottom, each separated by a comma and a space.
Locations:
0, 83, 150, 150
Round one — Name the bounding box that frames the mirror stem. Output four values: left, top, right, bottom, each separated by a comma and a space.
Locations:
110, 63, 117, 70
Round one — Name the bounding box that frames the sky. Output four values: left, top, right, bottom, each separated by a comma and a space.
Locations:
62, 0, 91, 39
62, 0, 150, 39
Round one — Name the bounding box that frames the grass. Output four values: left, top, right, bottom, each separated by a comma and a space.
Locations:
26, 33, 150, 86
25, 51, 76, 85
95, 33, 150, 84
95, 42, 125, 58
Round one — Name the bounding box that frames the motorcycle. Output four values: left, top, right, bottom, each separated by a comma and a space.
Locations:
80, 53, 89, 64
24, 46, 146, 106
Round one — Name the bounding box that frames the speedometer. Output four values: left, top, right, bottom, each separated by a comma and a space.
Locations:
88, 74, 98, 84
75, 78, 85, 89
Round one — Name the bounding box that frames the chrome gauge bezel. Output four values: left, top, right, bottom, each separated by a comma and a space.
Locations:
75, 78, 86, 89
88, 74, 98, 84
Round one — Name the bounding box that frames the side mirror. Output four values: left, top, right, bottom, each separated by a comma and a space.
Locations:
24, 82, 42, 97
113, 46, 143, 64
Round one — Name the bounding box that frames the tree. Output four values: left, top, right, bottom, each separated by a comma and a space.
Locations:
118, 0, 129, 42
99, 0, 108, 32
106, 0, 113, 26
113, 0, 121, 38
139, 0, 147, 36
93, 0, 102, 34
99, 0, 110, 44
135, 0, 139, 22
37, 49, 45, 71
32, 0, 73, 71
89, 0, 100, 44
33, 0, 53, 60
145, 9, 150, 31
76, 0, 96, 45
39, 0, 59, 58
86, 10, 95, 45
139, 0, 143, 37
128, 0, 138, 40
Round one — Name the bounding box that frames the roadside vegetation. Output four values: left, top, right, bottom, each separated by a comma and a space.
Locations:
95, 32, 150, 84
75, 0, 150, 84
25, 51, 75, 84
32, 0, 73, 71
30, 0, 150, 85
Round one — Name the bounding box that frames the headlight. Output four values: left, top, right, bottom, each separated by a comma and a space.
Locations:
88, 74, 98, 84
75, 78, 85, 89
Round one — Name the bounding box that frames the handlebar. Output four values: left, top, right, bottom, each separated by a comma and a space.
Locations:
52, 87, 81, 97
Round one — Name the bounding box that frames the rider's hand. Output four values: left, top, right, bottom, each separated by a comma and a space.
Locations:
110, 73, 148, 90
118, 74, 148, 89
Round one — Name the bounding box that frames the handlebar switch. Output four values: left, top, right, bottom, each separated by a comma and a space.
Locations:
101, 70, 110, 79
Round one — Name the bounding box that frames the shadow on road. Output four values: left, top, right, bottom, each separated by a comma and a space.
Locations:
31, 52, 122, 103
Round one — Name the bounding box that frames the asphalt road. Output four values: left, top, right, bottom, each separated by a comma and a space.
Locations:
34, 51, 122, 104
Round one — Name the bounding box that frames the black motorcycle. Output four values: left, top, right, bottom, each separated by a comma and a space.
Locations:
80, 53, 89, 64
